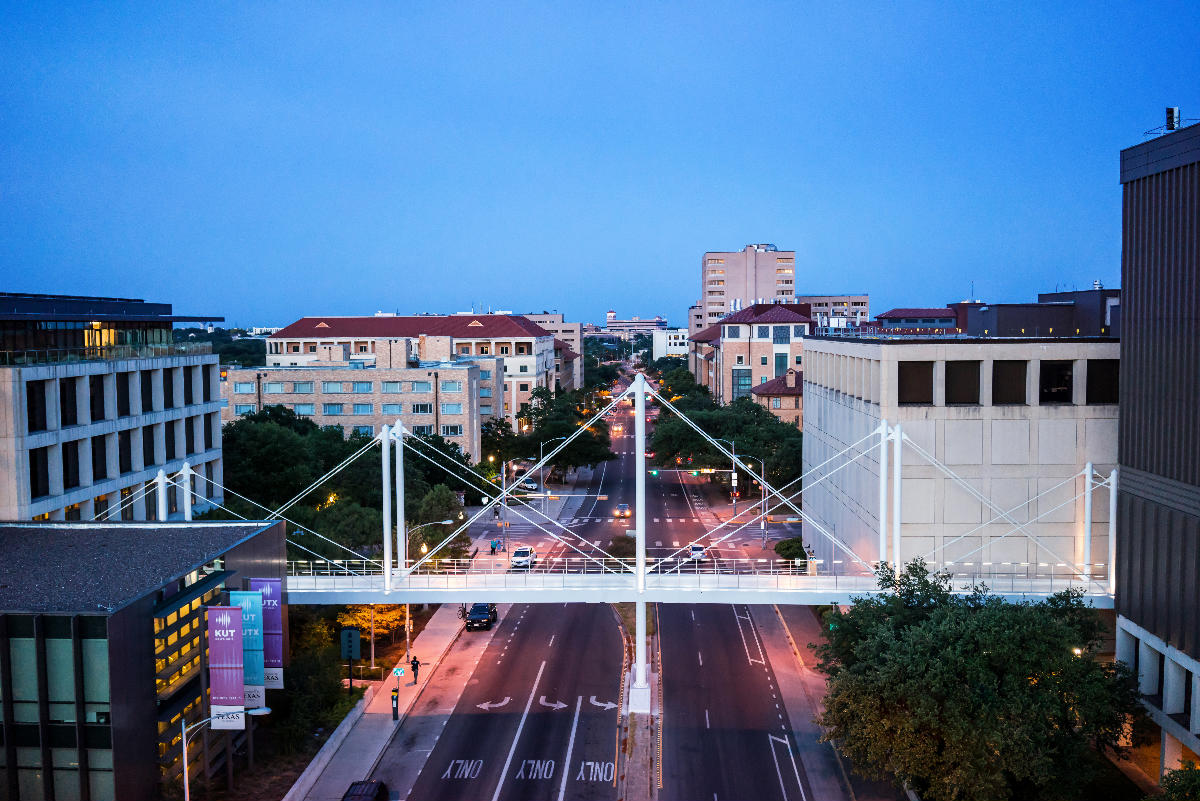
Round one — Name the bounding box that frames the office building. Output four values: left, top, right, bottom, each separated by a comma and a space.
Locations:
688, 304, 813, 407
1113, 118, 1200, 775
876, 307, 959, 330
801, 335, 1119, 573
267, 315, 554, 429
795, 295, 870, 329
966, 287, 1121, 338
0, 519, 287, 800
221, 354, 500, 462
520, 313, 583, 389
602, 310, 668, 339
651, 329, 689, 361
0, 293, 225, 522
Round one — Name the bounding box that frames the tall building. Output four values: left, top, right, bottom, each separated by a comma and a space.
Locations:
0, 293, 225, 522
0, 519, 287, 800
267, 315, 555, 429
520, 313, 583, 389
801, 335, 1119, 573
1114, 118, 1200, 774
691, 245, 868, 334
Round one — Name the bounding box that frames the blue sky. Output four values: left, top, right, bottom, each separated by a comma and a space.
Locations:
2, 2, 1198, 327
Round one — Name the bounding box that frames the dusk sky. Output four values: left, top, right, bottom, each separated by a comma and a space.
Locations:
3, 2, 1198, 328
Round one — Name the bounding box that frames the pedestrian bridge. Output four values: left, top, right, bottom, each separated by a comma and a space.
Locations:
283, 557, 1114, 607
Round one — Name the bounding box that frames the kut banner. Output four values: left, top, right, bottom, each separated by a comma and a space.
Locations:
249, 578, 284, 689
230, 591, 265, 708
207, 606, 245, 730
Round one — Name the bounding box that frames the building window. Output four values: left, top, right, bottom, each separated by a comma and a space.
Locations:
517, 344, 529, 355
411, 381, 432, 393
794, 355, 802, 365
500, 346, 510, 355
771, 398, 781, 409
441, 424, 463, 437
353, 425, 373, 436
234, 382, 254, 393
289, 344, 300, 353
480, 405, 492, 415
60, 440, 81, 490
293, 382, 314, 393
117, 430, 133, 473
183, 369, 195, 405
307, 345, 316, 353
519, 383, 529, 392
322, 382, 344, 393
235, 404, 256, 415
1086, 359, 1119, 405
352, 382, 372, 393
294, 403, 315, 415
459, 345, 470, 354
792, 325, 805, 338
323, 403, 344, 415
441, 381, 462, 393
897, 361, 934, 405
731, 369, 752, 401
736, 355, 744, 365
411, 424, 433, 435
185, 418, 196, 454
479, 387, 492, 398
28, 446, 51, 499
760, 355, 768, 366
440, 403, 463, 415
480, 370, 492, 380
519, 365, 528, 373
725, 325, 740, 338
756, 326, 769, 339
353, 403, 373, 415
1038, 361, 1073, 405
411, 403, 433, 415
26, 380, 48, 433
382, 381, 403, 393
91, 435, 108, 481
143, 425, 155, 466
382, 403, 403, 415
89, 375, 107, 420
992, 361, 1026, 405
117, 372, 132, 416
140, 370, 155, 412
163, 371, 176, 408
774, 353, 787, 377
772, 326, 790, 344
945, 361, 980, 405
165, 421, 177, 460
264, 382, 285, 394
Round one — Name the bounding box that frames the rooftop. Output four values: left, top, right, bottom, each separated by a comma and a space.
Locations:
877, 307, 956, 319
751, 371, 804, 396
0, 521, 275, 614
272, 315, 552, 340
0, 292, 222, 323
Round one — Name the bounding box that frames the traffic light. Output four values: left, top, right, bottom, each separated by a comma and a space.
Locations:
690, 470, 700, 477
649, 469, 659, 476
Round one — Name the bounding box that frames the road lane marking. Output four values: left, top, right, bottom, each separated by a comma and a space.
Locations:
589, 696, 617, 710
557, 696, 583, 801
705, 709, 710, 729
476, 697, 512, 711
768, 733, 808, 801
491, 659, 546, 801
697, 650, 703, 667
539, 696, 568, 710
442, 759, 484, 779
549, 635, 555, 647
733, 605, 765, 666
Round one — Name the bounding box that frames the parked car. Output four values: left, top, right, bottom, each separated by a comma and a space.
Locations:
614, 503, 632, 518
520, 478, 539, 491
342, 780, 388, 801
511, 545, 537, 568
466, 602, 499, 631
689, 544, 707, 561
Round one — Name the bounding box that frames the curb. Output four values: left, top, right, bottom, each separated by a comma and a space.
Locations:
281, 684, 377, 801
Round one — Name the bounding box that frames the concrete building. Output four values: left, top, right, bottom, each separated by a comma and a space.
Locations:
795, 295, 870, 329
221, 355, 498, 462
602, 310, 668, 340
966, 288, 1121, 338
876, 307, 958, 330
801, 336, 1119, 574
0, 294, 225, 522
267, 315, 554, 429
520, 313, 583, 389
750, 368, 803, 428
1113, 118, 1200, 775
651, 328, 689, 361
0, 519, 287, 800
687, 304, 813, 406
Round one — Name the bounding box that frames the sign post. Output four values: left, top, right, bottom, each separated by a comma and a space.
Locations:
340, 628, 360, 695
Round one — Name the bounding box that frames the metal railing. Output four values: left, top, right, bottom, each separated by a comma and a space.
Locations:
0, 341, 213, 366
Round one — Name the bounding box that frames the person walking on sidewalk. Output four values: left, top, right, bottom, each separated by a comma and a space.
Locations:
410, 656, 421, 685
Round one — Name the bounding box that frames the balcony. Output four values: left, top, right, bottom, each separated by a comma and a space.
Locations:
0, 341, 213, 366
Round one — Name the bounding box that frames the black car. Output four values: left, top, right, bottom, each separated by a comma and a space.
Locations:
342, 780, 388, 801
465, 602, 499, 631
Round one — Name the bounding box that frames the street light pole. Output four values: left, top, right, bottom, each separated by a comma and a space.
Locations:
400, 519, 451, 662
540, 436, 568, 517
714, 438, 737, 518
182, 708, 270, 801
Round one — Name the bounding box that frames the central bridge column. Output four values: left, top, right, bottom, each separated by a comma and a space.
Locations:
630, 373, 651, 714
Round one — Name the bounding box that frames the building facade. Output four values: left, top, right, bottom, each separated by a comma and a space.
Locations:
0, 294, 224, 522
267, 315, 554, 429
750, 369, 803, 428
521, 313, 583, 389
601, 310, 668, 340
0, 520, 287, 801
687, 304, 812, 405
651, 329, 689, 361
220, 357, 499, 463
801, 336, 1119, 574
795, 295, 870, 329
1114, 119, 1200, 774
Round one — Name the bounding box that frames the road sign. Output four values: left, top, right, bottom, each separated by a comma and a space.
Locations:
393, 667, 405, 677
340, 628, 360, 660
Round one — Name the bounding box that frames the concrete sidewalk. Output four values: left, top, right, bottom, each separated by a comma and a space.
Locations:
299, 603, 466, 801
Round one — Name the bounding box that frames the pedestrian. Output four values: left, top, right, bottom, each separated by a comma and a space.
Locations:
410, 655, 421, 684
490, 539, 496, 556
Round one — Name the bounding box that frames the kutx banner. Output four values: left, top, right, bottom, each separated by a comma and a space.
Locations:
249, 578, 284, 689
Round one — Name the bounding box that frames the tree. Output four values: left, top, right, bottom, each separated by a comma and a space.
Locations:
416, 484, 470, 560
221, 420, 314, 509
336, 604, 408, 644
816, 561, 1141, 801
1158, 762, 1200, 801
773, 537, 808, 562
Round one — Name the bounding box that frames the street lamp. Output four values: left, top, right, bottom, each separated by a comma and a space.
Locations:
403, 519, 453, 662
713, 438, 738, 518
182, 707, 271, 801
741, 456, 769, 546
539, 436, 568, 516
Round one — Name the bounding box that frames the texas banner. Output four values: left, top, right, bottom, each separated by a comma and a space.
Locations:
249, 578, 285, 689
230, 591, 265, 708
207, 606, 245, 730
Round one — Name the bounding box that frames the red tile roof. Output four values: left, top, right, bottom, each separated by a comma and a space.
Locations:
553, 339, 579, 361
720, 304, 813, 324
690, 324, 723, 342
751, 371, 804, 396
271, 315, 552, 340
877, 307, 956, 319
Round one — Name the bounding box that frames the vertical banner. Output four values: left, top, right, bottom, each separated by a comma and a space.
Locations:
207, 607, 245, 730
230, 591, 265, 708
250, 578, 285, 689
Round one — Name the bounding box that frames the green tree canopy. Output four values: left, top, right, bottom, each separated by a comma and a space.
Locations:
816, 560, 1141, 801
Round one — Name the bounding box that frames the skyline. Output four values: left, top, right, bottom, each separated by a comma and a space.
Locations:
3, 2, 1199, 327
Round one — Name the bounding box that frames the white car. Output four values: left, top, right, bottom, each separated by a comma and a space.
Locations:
510, 545, 537, 569
688, 544, 707, 560
520, 478, 539, 492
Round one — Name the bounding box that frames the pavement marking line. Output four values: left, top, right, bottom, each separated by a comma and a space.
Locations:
549, 635, 555, 647
768, 733, 809, 801
697, 650, 703, 667
491, 659, 547, 801
705, 709, 710, 729
556, 696, 583, 801
733, 606, 765, 666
